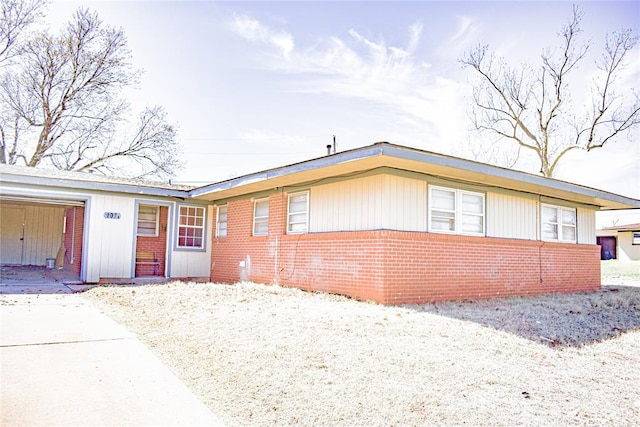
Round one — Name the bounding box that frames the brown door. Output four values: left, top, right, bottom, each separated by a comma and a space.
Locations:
597, 236, 617, 260
0, 207, 25, 264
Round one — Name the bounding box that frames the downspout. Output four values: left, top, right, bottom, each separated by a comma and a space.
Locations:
274, 235, 279, 284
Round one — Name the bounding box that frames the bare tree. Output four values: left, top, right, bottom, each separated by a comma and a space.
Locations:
0, 0, 47, 64
461, 6, 640, 177
0, 7, 182, 179
52, 106, 182, 178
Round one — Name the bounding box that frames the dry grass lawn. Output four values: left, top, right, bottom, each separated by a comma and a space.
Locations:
82, 275, 640, 426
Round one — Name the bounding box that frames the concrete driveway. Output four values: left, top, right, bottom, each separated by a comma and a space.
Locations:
0, 288, 224, 426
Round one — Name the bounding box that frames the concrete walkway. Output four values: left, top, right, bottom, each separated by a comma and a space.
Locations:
0, 286, 224, 426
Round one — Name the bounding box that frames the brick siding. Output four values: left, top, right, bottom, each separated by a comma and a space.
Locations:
211, 193, 601, 304
63, 206, 84, 277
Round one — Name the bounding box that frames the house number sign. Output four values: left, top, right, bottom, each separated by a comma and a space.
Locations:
104, 212, 121, 219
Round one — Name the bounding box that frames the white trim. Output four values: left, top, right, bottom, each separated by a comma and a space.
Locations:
216, 204, 228, 238
287, 191, 309, 234
541, 204, 577, 243
176, 205, 206, 250
253, 198, 269, 236
428, 185, 485, 236
136, 204, 160, 237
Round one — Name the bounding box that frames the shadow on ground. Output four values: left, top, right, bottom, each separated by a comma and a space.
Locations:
405, 285, 640, 348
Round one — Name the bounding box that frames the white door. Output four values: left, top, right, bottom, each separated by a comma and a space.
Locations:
0, 207, 25, 264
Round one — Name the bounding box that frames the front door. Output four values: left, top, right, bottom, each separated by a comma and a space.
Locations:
0, 207, 25, 264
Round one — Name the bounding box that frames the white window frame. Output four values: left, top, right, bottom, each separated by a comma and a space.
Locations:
216, 204, 228, 238
633, 232, 640, 245
177, 205, 206, 250
253, 198, 269, 236
541, 204, 577, 243
137, 205, 159, 237
287, 191, 309, 234
428, 185, 485, 236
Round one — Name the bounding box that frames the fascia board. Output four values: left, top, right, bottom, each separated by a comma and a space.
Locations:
1, 173, 190, 199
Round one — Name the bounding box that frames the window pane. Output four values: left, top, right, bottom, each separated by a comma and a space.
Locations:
177, 205, 205, 248
255, 200, 269, 217
462, 193, 483, 214
432, 189, 455, 211
461, 214, 483, 234
543, 223, 558, 240
289, 213, 307, 224
288, 192, 308, 233
218, 206, 228, 221
562, 209, 576, 226
137, 206, 158, 236
431, 210, 455, 231
290, 194, 307, 210
290, 222, 307, 233
217, 205, 228, 238
542, 206, 557, 223
562, 225, 576, 241
254, 218, 268, 235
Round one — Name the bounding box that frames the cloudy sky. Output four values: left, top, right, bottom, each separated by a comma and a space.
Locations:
48, 1, 639, 202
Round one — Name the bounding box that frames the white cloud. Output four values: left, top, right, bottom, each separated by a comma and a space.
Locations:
439, 15, 477, 58
231, 15, 471, 151
232, 14, 294, 59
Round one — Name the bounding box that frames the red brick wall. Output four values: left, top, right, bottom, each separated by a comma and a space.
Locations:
211, 194, 601, 304
135, 206, 168, 277
63, 206, 84, 277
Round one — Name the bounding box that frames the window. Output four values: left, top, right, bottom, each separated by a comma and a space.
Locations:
177, 205, 205, 249
428, 186, 485, 235
216, 204, 228, 238
541, 205, 576, 243
253, 198, 269, 236
632, 232, 640, 245
288, 191, 309, 234
137, 205, 159, 236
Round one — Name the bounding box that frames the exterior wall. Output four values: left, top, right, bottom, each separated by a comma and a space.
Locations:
486, 191, 538, 240
170, 205, 214, 279
0, 203, 65, 266
310, 174, 427, 232
381, 232, 599, 304
211, 190, 601, 304
64, 206, 84, 277
577, 207, 597, 244
310, 174, 387, 232
85, 195, 136, 281
0, 205, 26, 264
135, 206, 168, 276
617, 231, 640, 261
21, 205, 65, 265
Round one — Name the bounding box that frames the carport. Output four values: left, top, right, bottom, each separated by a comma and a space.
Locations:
0, 196, 85, 282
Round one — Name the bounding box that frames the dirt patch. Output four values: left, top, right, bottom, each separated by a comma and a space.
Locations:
82, 281, 640, 426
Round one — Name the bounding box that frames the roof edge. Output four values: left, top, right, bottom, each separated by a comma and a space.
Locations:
189, 142, 640, 209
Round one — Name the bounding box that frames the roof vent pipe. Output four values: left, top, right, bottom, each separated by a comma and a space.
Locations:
332, 135, 336, 154
326, 144, 332, 155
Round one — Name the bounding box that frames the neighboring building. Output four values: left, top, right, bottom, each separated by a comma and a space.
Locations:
596, 223, 640, 261
2, 142, 639, 303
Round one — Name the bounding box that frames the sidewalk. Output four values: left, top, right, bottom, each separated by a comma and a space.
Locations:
0, 288, 224, 426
